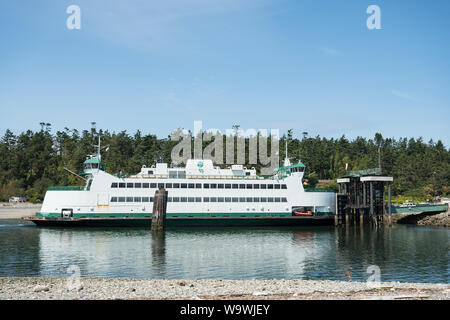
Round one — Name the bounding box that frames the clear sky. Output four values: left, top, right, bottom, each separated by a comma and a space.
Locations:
1, 0, 449, 145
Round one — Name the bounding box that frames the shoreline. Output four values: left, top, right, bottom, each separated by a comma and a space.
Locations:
1, 204, 448, 228
0, 278, 448, 300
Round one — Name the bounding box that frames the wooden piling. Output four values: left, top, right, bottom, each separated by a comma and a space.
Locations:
151, 188, 168, 232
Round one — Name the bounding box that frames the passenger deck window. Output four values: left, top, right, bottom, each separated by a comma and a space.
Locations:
142, 197, 149, 202
158, 183, 164, 188
143, 183, 149, 188
246, 197, 253, 202
134, 183, 142, 188
204, 184, 210, 189
134, 197, 141, 202
210, 184, 217, 189
173, 183, 180, 188
119, 183, 125, 188
111, 183, 118, 188
127, 183, 134, 188
253, 184, 260, 189
268, 184, 274, 189
111, 197, 118, 202
196, 184, 202, 189
218, 184, 224, 189
181, 183, 187, 189
275, 185, 281, 190
281, 184, 287, 189
232, 184, 238, 189
166, 183, 172, 188
282, 197, 287, 202
203, 197, 210, 202
118, 197, 125, 202
246, 184, 252, 189
260, 184, 267, 189
150, 183, 157, 188
126, 197, 133, 202
188, 183, 194, 188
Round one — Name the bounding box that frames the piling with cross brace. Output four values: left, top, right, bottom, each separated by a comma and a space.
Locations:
336, 168, 393, 227
151, 187, 168, 232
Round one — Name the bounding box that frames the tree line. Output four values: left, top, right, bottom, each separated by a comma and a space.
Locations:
0, 125, 448, 202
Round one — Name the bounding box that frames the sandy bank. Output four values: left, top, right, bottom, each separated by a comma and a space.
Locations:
0, 203, 42, 219
0, 278, 448, 300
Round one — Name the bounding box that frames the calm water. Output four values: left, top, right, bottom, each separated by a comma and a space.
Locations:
0, 219, 448, 283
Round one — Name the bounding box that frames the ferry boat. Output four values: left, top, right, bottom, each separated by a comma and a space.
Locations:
25, 139, 337, 227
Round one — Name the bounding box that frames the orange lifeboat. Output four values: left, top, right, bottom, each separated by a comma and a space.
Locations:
293, 210, 313, 216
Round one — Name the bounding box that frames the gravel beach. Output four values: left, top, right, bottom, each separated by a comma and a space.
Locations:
0, 278, 448, 300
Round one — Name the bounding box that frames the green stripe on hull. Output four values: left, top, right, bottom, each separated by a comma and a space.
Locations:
35, 211, 334, 219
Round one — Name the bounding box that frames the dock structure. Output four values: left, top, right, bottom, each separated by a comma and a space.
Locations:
335, 168, 393, 227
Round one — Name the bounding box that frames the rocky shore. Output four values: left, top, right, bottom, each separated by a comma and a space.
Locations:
391, 209, 449, 227
0, 278, 448, 300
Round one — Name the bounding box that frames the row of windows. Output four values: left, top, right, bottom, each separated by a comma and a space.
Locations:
111, 182, 287, 190
111, 196, 288, 203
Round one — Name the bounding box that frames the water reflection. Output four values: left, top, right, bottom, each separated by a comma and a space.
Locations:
0, 221, 448, 283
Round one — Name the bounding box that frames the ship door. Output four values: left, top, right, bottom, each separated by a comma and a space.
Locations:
61, 209, 73, 219
97, 193, 110, 213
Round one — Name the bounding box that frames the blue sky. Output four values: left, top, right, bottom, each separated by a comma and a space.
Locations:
0, 0, 449, 145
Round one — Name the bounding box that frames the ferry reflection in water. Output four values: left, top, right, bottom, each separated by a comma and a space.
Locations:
0, 221, 448, 283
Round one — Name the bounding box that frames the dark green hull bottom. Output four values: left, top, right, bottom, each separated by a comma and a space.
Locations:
25, 216, 334, 228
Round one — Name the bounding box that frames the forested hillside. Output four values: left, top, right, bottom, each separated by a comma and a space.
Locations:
0, 125, 448, 202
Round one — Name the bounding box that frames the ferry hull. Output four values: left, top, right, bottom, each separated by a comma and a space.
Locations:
24, 216, 335, 228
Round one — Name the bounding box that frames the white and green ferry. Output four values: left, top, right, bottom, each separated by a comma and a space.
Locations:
26, 142, 336, 227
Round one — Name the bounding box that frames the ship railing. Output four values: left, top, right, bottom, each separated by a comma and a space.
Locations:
47, 186, 85, 191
